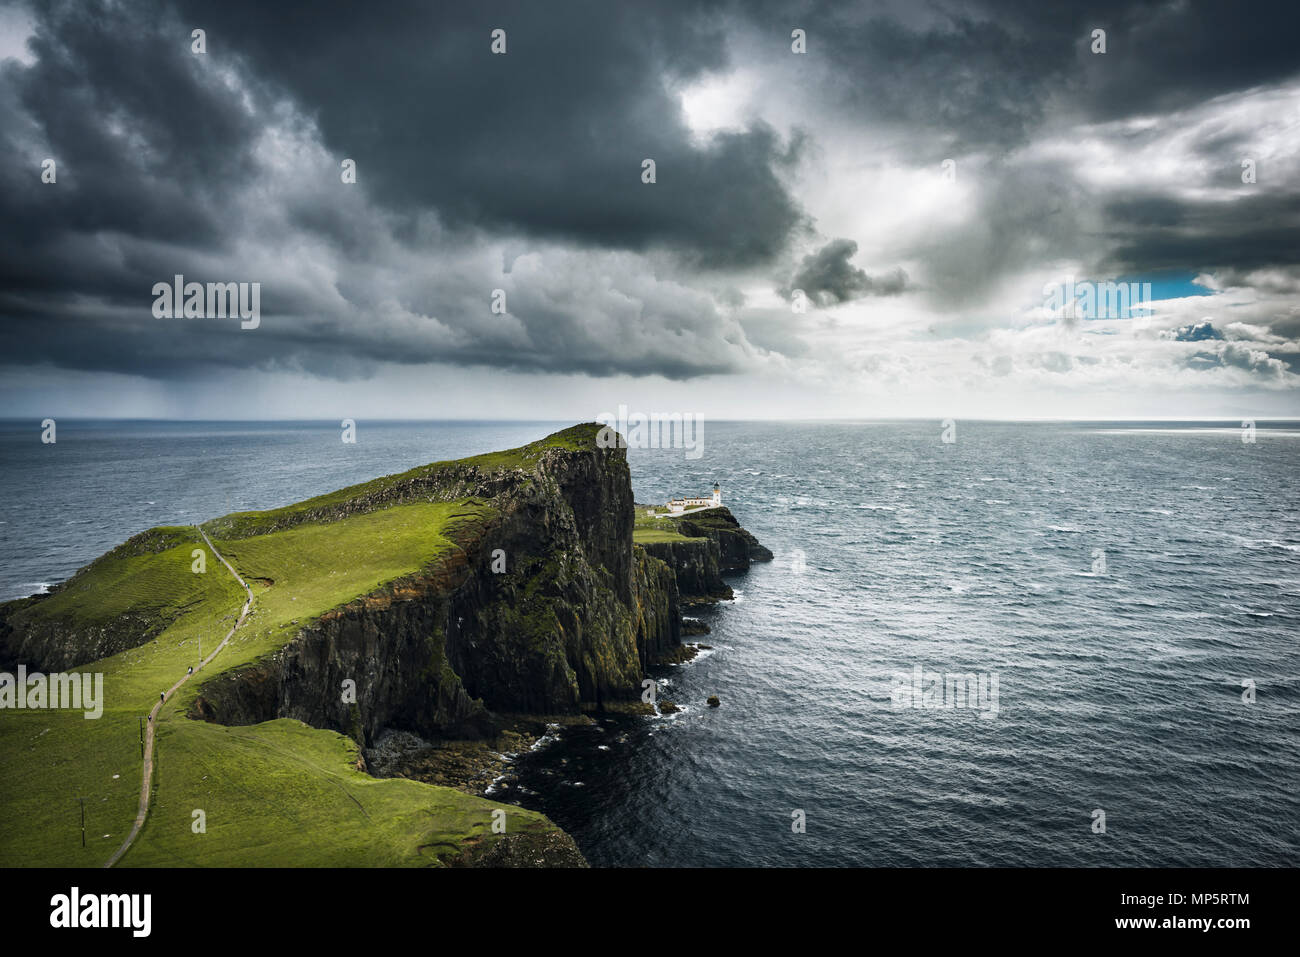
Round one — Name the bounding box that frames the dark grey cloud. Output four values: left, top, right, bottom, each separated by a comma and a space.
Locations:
0, 3, 264, 299
0, 0, 800, 381
1099, 192, 1300, 276
1168, 321, 1223, 343
813, 10, 1066, 152
782, 239, 908, 306
1047, 0, 1300, 122
170, 0, 809, 268
1210, 267, 1300, 297
728, 0, 1300, 167
871, 0, 1300, 139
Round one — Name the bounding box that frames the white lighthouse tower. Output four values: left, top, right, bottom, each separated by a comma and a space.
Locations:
711, 483, 721, 506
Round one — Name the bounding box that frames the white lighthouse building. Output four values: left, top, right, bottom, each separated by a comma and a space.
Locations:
666, 483, 721, 514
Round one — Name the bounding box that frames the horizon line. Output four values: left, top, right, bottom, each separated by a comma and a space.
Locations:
3, 416, 1298, 425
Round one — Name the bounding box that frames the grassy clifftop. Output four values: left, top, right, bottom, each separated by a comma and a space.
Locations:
205, 423, 600, 540
633, 508, 707, 544
0, 526, 246, 671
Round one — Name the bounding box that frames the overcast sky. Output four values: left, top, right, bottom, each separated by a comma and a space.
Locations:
2, 0, 1299, 420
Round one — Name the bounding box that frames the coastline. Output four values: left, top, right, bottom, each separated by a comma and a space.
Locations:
362, 638, 715, 800
0, 425, 771, 867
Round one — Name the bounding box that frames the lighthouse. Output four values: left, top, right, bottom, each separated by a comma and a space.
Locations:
711, 483, 721, 506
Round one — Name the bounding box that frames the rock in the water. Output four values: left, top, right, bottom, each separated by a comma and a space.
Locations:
682, 617, 711, 636
707, 695, 720, 708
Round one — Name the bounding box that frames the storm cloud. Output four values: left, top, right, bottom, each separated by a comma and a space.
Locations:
783, 239, 908, 306
1, 0, 1298, 416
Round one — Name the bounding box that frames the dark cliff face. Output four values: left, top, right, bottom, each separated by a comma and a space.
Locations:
191, 430, 688, 745
0, 596, 49, 672
637, 538, 733, 602
0, 595, 141, 673
672, 507, 775, 572
631, 547, 682, 667
192, 555, 498, 745
637, 506, 775, 604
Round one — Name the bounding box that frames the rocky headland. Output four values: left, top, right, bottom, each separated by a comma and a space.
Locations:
0, 423, 770, 867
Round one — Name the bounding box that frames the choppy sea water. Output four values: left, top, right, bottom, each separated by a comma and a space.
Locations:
2, 419, 1298, 866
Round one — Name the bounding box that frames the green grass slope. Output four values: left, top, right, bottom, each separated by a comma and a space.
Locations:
127, 719, 558, 867
633, 510, 706, 544
0, 443, 585, 866
2, 527, 246, 665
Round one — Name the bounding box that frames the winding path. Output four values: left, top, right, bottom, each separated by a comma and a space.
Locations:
104, 525, 253, 868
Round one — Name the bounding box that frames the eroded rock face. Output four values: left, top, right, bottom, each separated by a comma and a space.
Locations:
638, 538, 733, 602
193, 564, 497, 745
631, 547, 682, 668
190, 434, 698, 745
673, 507, 775, 571
636, 505, 774, 605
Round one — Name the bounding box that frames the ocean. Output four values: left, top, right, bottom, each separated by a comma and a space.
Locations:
2, 419, 1298, 866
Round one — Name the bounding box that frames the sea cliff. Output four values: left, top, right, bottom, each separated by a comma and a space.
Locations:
2, 427, 773, 744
